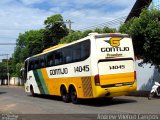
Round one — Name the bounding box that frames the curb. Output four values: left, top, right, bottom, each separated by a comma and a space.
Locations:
0, 85, 24, 89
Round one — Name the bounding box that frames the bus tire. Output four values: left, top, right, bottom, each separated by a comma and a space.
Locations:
60, 86, 70, 103
70, 87, 79, 104
30, 85, 35, 97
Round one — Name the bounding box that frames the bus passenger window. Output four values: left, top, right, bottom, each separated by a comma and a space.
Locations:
41, 60, 45, 68
29, 61, 34, 71
34, 59, 40, 69
47, 53, 54, 67
81, 40, 90, 60
66, 56, 71, 63
55, 51, 62, 65
62, 46, 73, 64
73, 44, 81, 62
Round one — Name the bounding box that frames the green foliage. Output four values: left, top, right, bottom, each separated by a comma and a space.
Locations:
44, 14, 63, 28
16, 63, 24, 77
102, 27, 117, 33
60, 31, 83, 43
119, 9, 160, 70
60, 27, 117, 44
0, 62, 7, 80
14, 29, 45, 63
94, 28, 103, 33
11, 14, 69, 77
44, 14, 69, 47
81, 30, 93, 38
10, 13, 120, 77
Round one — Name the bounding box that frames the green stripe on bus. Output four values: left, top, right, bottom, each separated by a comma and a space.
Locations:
33, 70, 45, 94
37, 69, 49, 94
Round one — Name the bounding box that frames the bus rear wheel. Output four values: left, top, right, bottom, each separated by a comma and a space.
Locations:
70, 87, 78, 104
60, 86, 70, 103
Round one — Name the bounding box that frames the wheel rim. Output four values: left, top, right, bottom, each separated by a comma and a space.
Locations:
61, 87, 69, 102
61, 88, 66, 99
71, 89, 77, 103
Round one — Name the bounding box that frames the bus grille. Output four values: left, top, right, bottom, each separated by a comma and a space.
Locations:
81, 77, 93, 97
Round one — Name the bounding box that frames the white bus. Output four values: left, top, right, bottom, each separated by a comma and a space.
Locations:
23, 33, 136, 104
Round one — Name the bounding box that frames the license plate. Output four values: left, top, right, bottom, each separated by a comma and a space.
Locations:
115, 83, 123, 87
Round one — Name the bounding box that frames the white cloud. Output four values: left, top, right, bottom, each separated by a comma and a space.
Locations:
61, 0, 136, 30
19, 0, 45, 5
0, 0, 13, 5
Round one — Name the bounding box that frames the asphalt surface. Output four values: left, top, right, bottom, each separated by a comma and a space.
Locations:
0, 86, 160, 120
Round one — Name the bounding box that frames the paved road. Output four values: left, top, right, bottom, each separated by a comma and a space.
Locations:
0, 86, 160, 119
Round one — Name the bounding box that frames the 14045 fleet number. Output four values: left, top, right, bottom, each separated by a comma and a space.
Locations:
109, 65, 125, 70
74, 65, 90, 73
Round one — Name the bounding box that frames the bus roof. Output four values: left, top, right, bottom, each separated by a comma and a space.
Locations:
25, 32, 129, 60
42, 44, 65, 53
88, 33, 129, 38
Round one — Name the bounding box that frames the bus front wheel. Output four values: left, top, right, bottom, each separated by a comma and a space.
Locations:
70, 87, 78, 104
60, 86, 70, 103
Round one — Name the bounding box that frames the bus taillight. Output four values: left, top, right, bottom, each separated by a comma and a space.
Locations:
134, 71, 136, 81
94, 74, 100, 86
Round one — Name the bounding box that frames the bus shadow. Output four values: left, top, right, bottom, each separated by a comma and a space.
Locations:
28, 94, 137, 107
28, 94, 62, 101
78, 97, 137, 107
0, 92, 7, 95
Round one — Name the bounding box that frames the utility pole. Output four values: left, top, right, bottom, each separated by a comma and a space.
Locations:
0, 54, 9, 86
65, 20, 74, 34
6, 54, 9, 86
56, 20, 74, 34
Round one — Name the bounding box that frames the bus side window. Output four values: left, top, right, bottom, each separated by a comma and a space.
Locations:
73, 44, 81, 62
29, 60, 34, 71
55, 51, 63, 65
40, 57, 46, 68
31, 63, 34, 70
41, 61, 45, 68
81, 40, 90, 60
46, 52, 55, 67
34, 57, 41, 69
66, 56, 71, 63
62, 46, 73, 64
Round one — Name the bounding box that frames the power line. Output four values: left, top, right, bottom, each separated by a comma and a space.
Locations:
0, 54, 9, 56
56, 20, 74, 34
0, 37, 17, 39
0, 43, 16, 45
78, 16, 127, 31
78, 0, 157, 31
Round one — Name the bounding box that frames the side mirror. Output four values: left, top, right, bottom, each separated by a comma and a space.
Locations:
20, 68, 25, 78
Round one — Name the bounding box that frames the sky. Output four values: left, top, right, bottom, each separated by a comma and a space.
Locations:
0, 0, 136, 59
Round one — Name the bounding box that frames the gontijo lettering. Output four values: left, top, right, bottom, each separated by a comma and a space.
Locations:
50, 68, 68, 75
101, 47, 129, 52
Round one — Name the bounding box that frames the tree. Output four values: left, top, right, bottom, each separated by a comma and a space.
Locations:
102, 26, 117, 33
60, 27, 117, 44
60, 31, 82, 43
15, 63, 24, 77
119, 9, 160, 70
14, 29, 45, 62
44, 14, 69, 47
12, 29, 45, 76
0, 62, 7, 80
